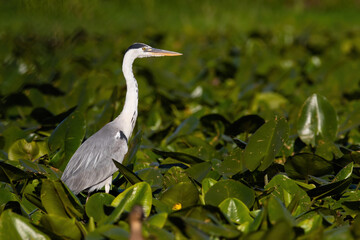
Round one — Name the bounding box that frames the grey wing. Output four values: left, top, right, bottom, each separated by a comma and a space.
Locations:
61, 123, 128, 194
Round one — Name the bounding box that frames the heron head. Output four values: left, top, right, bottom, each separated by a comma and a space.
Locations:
125, 43, 182, 58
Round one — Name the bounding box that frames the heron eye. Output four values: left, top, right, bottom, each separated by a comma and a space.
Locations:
142, 47, 146, 51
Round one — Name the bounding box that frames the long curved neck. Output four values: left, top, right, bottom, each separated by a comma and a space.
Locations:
114, 52, 139, 138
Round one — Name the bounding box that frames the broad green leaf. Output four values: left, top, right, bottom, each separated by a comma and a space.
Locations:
265, 174, 311, 215
297, 94, 338, 146
113, 160, 142, 185
264, 220, 295, 240
332, 162, 353, 182
143, 224, 175, 240
160, 182, 199, 211
40, 214, 84, 240
181, 217, 240, 238
0, 210, 50, 240
153, 149, 204, 164
186, 162, 212, 183
201, 178, 217, 194
205, 179, 255, 208
163, 166, 191, 188
307, 177, 352, 200
136, 167, 163, 190
85, 193, 115, 223
8, 139, 48, 161
147, 212, 168, 228
48, 110, 86, 171
284, 153, 333, 179
214, 148, 246, 176
166, 116, 199, 144
0, 188, 18, 206
267, 196, 295, 226
296, 212, 323, 234
2, 126, 26, 152
86, 224, 129, 240
225, 114, 265, 136
0, 161, 33, 184
324, 225, 353, 240
244, 117, 288, 171
248, 209, 265, 233
122, 130, 142, 166
219, 198, 253, 224
103, 182, 152, 225
41, 179, 84, 218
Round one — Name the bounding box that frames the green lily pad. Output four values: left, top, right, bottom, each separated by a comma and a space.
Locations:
85, 193, 115, 223
102, 182, 152, 225
48, 110, 86, 171
265, 174, 311, 215
160, 182, 199, 211
297, 94, 338, 146
0, 210, 50, 240
205, 179, 255, 208
40, 214, 84, 240
244, 117, 288, 171
284, 153, 333, 179
219, 198, 253, 224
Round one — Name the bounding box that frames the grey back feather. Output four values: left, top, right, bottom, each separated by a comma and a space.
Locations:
61, 121, 128, 194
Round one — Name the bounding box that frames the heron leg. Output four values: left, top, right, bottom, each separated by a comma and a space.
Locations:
104, 176, 112, 193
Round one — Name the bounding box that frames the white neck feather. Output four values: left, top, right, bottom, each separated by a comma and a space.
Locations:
113, 51, 139, 138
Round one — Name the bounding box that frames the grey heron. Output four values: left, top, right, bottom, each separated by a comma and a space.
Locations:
61, 43, 182, 195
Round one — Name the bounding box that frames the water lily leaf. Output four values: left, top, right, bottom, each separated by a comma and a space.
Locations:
86, 224, 129, 240
214, 148, 246, 177
41, 179, 84, 218
219, 198, 253, 224
306, 177, 352, 199
0, 161, 34, 183
166, 116, 199, 144
102, 182, 152, 225
2, 126, 27, 152
201, 178, 217, 196
267, 196, 295, 226
136, 167, 163, 190
40, 214, 83, 240
205, 179, 255, 208
163, 166, 191, 189
264, 220, 295, 240
48, 110, 86, 171
296, 211, 323, 234
0, 188, 18, 206
186, 162, 212, 183
0, 210, 50, 240
122, 130, 142, 166
200, 113, 230, 135
333, 162, 353, 182
153, 149, 204, 164
265, 174, 311, 215
248, 209, 265, 233
284, 153, 333, 179
147, 212, 168, 228
160, 182, 199, 211
143, 224, 175, 240
113, 160, 142, 185
8, 139, 48, 161
297, 94, 338, 146
244, 117, 288, 171
85, 193, 115, 223
225, 114, 265, 136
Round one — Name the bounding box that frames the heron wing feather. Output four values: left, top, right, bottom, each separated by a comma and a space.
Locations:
61, 123, 128, 194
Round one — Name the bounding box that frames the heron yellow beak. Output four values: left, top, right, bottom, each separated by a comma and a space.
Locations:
147, 48, 182, 56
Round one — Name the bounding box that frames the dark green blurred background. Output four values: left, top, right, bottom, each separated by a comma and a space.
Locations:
1, 0, 360, 152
